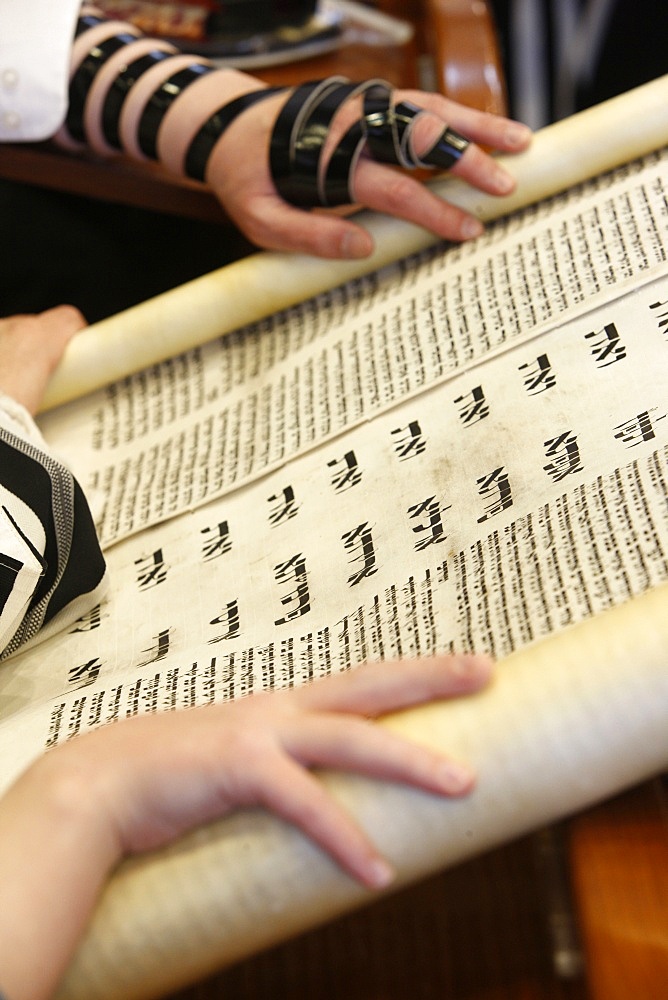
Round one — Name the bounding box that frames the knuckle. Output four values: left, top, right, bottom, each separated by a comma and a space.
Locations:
238, 209, 271, 247
52, 303, 86, 330
310, 226, 340, 258
380, 172, 417, 213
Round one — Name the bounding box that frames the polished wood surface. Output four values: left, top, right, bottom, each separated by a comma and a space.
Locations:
0, 143, 229, 224
166, 831, 591, 1000
425, 0, 507, 114
569, 776, 668, 998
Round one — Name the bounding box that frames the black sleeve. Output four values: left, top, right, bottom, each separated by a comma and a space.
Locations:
0, 428, 107, 660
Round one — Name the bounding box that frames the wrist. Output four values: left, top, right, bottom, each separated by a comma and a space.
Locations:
0, 750, 121, 1000
155, 67, 267, 177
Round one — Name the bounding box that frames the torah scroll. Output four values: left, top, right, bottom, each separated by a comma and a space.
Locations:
42, 73, 668, 411
23, 74, 668, 1000
56, 584, 668, 1000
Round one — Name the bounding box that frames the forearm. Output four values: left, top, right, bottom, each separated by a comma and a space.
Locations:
59, 4, 270, 179
0, 752, 120, 1000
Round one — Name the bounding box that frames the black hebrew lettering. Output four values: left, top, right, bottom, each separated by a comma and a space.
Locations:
209, 599, 241, 643
476, 467, 513, 523
454, 386, 489, 425
67, 657, 102, 688
45, 703, 67, 748
274, 554, 311, 624
135, 548, 167, 590
69, 603, 103, 633
614, 409, 667, 447
391, 420, 427, 460
518, 353, 556, 395
137, 628, 171, 666
543, 431, 583, 482
328, 450, 362, 492
201, 521, 232, 560
268, 486, 300, 527
407, 496, 451, 551
585, 322, 626, 367
342, 522, 378, 586
649, 298, 668, 336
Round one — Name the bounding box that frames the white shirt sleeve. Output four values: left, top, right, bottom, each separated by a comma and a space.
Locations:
0, 0, 82, 141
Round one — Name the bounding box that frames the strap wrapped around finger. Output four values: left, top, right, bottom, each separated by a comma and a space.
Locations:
269, 76, 471, 209
270, 77, 359, 207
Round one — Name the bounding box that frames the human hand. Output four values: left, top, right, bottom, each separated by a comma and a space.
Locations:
0, 306, 86, 414
0, 654, 491, 999
63, 15, 531, 259
63, 653, 493, 886
205, 85, 532, 258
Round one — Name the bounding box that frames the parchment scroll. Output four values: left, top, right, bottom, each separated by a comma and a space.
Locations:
56, 583, 668, 999
39, 75, 668, 999
41, 73, 668, 411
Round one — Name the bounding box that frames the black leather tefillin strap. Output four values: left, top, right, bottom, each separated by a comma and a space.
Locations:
67, 31, 139, 143
185, 87, 285, 182
269, 76, 471, 209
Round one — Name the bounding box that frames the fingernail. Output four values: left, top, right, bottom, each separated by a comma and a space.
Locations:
437, 761, 476, 793
365, 857, 395, 889
494, 169, 516, 195
341, 230, 373, 259
504, 122, 532, 148
461, 217, 484, 240
450, 652, 494, 684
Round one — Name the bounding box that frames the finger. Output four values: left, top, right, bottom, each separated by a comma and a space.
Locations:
449, 142, 516, 195
40, 303, 87, 333
283, 714, 475, 796
352, 161, 485, 242
295, 654, 493, 716
38, 305, 87, 365
255, 753, 395, 889
407, 114, 517, 195
397, 90, 532, 153
231, 193, 374, 258
0, 305, 87, 414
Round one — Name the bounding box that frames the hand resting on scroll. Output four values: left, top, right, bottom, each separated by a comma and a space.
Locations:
0, 655, 492, 1000
0, 313, 493, 999
0, 306, 87, 415
202, 83, 533, 258
58, 8, 532, 260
